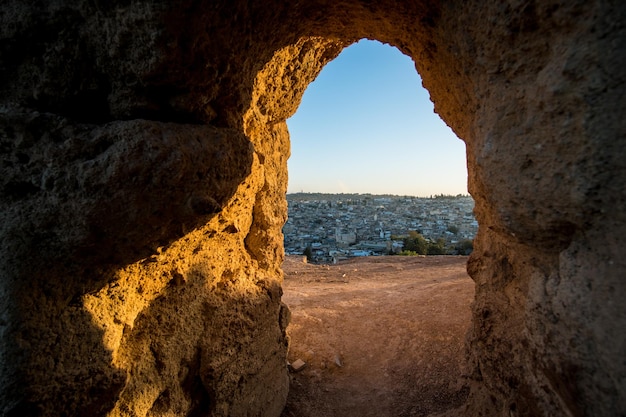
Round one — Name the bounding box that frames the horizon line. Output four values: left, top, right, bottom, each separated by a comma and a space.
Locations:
286, 191, 472, 198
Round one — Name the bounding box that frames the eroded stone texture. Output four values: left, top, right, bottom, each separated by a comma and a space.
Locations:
443, 3, 626, 416
0, 1, 624, 416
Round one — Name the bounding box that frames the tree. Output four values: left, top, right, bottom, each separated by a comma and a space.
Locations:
426, 238, 447, 255
454, 239, 473, 255
403, 231, 428, 255
303, 246, 313, 262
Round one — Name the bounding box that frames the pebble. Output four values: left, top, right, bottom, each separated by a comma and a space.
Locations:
289, 358, 307, 372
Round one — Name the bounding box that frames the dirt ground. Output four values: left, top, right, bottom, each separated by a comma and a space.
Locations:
280, 255, 474, 417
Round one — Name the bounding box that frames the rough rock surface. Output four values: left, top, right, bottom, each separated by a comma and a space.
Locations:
0, 1, 624, 416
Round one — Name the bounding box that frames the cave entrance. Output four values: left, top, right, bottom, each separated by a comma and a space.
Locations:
279, 40, 474, 417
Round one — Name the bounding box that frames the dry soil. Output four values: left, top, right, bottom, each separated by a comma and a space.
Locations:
280, 255, 474, 417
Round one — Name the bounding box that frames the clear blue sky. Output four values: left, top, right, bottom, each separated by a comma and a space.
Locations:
286, 40, 468, 197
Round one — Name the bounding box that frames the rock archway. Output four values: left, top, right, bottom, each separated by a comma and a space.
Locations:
0, 1, 624, 416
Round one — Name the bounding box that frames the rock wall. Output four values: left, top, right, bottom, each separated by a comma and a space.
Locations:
0, 1, 624, 416
440, 3, 626, 416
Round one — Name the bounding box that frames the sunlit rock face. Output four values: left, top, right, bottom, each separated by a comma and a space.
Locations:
0, 1, 624, 416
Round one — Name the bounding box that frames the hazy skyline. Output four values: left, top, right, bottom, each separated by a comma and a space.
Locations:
286, 40, 468, 197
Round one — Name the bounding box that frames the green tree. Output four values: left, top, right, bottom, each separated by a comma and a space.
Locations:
426, 238, 447, 255
455, 239, 474, 255
303, 246, 313, 262
403, 231, 428, 255
447, 225, 459, 234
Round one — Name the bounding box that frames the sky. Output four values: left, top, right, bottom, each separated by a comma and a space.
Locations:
286, 40, 468, 197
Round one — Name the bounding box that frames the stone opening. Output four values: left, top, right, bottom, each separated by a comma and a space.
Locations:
282, 42, 473, 417
0, 2, 624, 417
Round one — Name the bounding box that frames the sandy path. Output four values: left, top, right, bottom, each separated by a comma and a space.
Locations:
280, 256, 474, 417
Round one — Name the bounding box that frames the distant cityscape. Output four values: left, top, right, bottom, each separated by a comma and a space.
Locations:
283, 193, 478, 264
